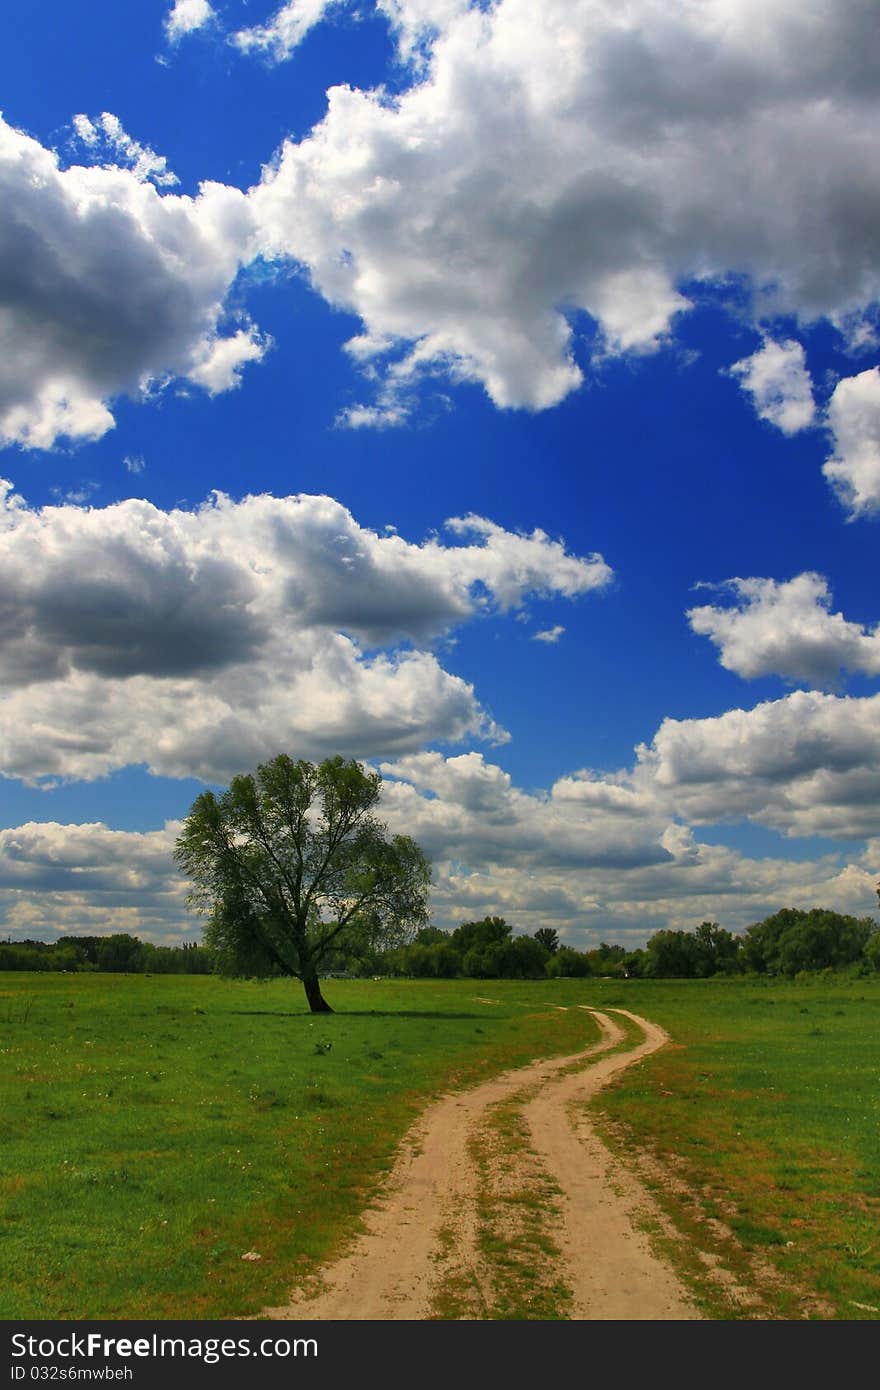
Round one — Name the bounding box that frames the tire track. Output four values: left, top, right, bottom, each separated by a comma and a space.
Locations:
262, 1008, 700, 1320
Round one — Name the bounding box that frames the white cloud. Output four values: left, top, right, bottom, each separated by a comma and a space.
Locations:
380, 751, 670, 871
425, 843, 879, 943
336, 402, 410, 430
165, 0, 216, 41
186, 327, 272, 394
0, 484, 609, 783
377, 0, 470, 64
3, 726, 879, 944
7, 5, 879, 447
687, 573, 880, 686
0, 648, 496, 786
2, 798, 875, 945
0, 820, 192, 942
0, 114, 259, 450
635, 689, 880, 840
232, 1, 339, 63
71, 112, 179, 188
250, 0, 880, 421
823, 366, 880, 515
374, 749, 879, 938
730, 337, 816, 434
533, 625, 564, 644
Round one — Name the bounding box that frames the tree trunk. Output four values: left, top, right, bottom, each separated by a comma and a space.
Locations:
302, 969, 333, 1013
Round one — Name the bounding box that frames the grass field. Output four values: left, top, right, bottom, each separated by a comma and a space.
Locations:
583, 974, 880, 1320
1, 971, 878, 1319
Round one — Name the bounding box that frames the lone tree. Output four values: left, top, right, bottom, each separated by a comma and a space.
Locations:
174, 754, 431, 1013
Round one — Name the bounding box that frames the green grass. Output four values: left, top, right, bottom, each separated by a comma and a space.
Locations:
1, 972, 878, 1320
0, 973, 599, 1319
577, 975, 880, 1320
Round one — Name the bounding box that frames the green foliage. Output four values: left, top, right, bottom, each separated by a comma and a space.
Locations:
0, 936, 215, 974
384, 917, 551, 979
742, 908, 877, 977
95, 934, 145, 973
174, 753, 431, 1012
643, 921, 741, 979
534, 927, 560, 954
451, 915, 513, 955
545, 946, 592, 978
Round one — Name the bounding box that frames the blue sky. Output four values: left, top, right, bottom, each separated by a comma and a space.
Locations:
1, 0, 879, 946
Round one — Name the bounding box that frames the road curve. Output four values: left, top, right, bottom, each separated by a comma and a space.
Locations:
262, 1007, 700, 1321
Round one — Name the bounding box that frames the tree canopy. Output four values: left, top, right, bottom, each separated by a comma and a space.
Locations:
173, 754, 431, 1012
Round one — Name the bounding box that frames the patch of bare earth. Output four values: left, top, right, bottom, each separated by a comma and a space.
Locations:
261, 1009, 706, 1321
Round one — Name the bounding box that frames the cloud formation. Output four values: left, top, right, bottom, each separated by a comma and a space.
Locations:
823, 366, 880, 515
3, 802, 874, 946
4, 711, 879, 944
0, 483, 610, 782
687, 573, 880, 686
0, 820, 189, 941
5, 4, 879, 448
250, 0, 880, 421
380, 751, 668, 871
730, 338, 816, 435
232, 1, 339, 62
635, 689, 880, 840
71, 113, 179, 187
0, 114, 260, 449
165, 0, 216, 41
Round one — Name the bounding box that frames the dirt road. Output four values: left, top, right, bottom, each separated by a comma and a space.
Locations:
262, 1008, 701, 1320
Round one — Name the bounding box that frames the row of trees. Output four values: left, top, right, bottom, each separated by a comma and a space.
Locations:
374, 920, 627, 979
2, 907, 878, 982
0, 935, 216, 974
370, 908, 880, 980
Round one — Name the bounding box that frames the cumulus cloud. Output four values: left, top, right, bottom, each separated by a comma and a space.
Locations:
533, 625, 565, 644
0, 113, 261, 450
823, 366, 880, 515
8, 4, 879, 447
165, 0, 216, 41
3, 731, 878, 942
249, 0, 880, 421
426, 841, 878, 942
185, 326, 272, 393
379, 751, 670, 870
377, 0, 471, 64
0, 820, 191, 941
232, 1, 340, 62
687, 573, 880, 686
0, 483, 609, 782
730, 338, 816, 434
2, 797, 875, 945
635, 689, 880, 840
372, 749, 879, 939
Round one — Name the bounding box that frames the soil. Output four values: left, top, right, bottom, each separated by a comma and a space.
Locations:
262, 1008, 702, 1320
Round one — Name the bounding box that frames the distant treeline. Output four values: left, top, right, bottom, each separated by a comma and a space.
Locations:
2, 907, 878, 979
373, 908, 880, 980
0, 934, 216, 974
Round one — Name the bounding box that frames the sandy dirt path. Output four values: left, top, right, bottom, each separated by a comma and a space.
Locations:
262, 1008, 701, 1321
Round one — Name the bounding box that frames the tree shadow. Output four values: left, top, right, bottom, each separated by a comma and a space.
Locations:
225, 1008, 489, 1020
